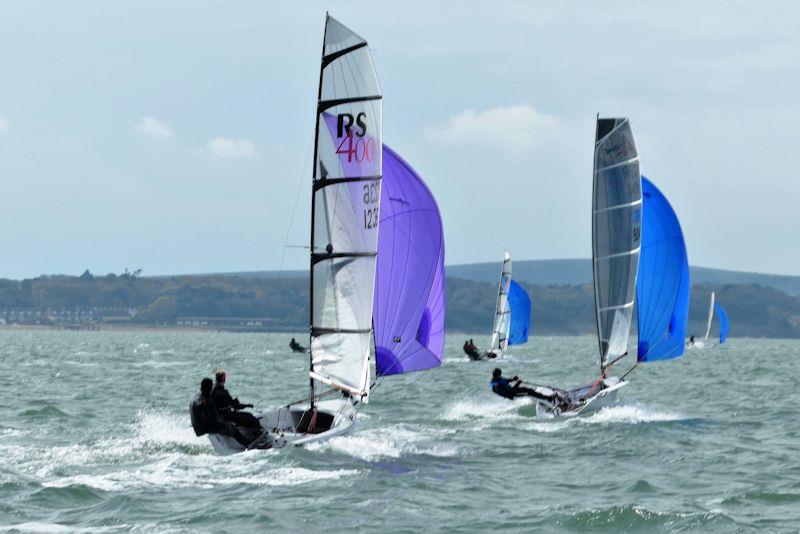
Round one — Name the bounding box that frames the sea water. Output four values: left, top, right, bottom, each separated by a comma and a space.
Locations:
0, 330, 798, 532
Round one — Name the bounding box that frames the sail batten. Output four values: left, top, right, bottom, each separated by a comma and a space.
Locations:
309, 14, 382, 397
592, 117, 642, 372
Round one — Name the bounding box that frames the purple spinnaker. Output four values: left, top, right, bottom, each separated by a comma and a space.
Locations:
373, 145, 445, 376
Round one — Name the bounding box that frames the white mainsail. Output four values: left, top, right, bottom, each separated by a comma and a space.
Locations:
308, 14, 382, 398
592, 117, 642, 374
489, 252, 512, 356
703, 292, 716, 342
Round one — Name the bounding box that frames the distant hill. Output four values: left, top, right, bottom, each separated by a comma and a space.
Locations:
185, 259, 800, 296
2, 270, 800, 338
445, 259, 800, 296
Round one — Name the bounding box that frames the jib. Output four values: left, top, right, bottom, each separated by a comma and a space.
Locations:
337, 112, 367, 138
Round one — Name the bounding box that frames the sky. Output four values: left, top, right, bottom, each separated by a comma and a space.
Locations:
1, 1, 798, 279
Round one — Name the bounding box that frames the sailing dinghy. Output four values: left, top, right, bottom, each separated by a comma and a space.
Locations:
534, 117, 642, 417
536, 156, 692, 417
208, 14, 383, 454
467, 253, 531, 360
696, 292, 729, 345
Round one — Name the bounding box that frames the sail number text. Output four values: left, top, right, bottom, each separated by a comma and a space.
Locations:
336, 112, 375, 163
363, 183, 379, 230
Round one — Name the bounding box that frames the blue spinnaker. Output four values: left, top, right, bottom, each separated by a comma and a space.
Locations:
507, 280, 531, 345
715, 304, 729, 344
636, 176, 690, 362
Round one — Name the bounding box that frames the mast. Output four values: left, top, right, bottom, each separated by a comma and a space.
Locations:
592, 117, 642, 376
704, 292, 715, 343
308, 13, 329, 410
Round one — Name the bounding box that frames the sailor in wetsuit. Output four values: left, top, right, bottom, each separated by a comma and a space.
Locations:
463, 339, 482, 359
289, 337, 306, 353
190, 378, 250, 447
212, 370, 262, 431
490, 368, 563, 404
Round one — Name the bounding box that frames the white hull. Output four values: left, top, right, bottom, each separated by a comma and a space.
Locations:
208, 397, 357, 455
535, 379, 628, 418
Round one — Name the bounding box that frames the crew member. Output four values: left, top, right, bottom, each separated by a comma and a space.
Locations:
490, 368, 563, 404
190, 378, 250, 447
212, 370, 262, 430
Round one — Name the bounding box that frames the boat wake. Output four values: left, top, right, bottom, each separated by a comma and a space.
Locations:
4, 407, 360, 492
306, 424, 459, 461
522, 402, 688, 433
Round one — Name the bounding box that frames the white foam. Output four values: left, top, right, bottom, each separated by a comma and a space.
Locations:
43, 462, 358, 491
441, 397, 531, 422
581, 403, 685, 424
307, 424, 459, 461
0, 522, 120, 533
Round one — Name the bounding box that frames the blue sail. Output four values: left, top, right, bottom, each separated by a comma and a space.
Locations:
715, 304, 730, 344
507, 280, 531, 345
636, 176, 690, 362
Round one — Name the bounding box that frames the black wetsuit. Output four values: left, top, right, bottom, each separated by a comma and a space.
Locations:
189, 393, 250, 446
212, 383, 262, 430
290, 340, 306, 353
490, 377, 555, 402
464, 342, 482, 360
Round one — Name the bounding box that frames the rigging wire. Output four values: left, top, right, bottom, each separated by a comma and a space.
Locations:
278, 136, 314, 277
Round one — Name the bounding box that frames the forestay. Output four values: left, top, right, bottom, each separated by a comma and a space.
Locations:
309, 14, 382, 397
715, 304, 730, 344
636, 177, 690, 362
489, 252, 513, 355
593, 118, 642, 373
373, 145, 445, 376
507, 280, 531, 346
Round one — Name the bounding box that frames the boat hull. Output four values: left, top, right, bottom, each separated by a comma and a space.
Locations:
535, 379, 628, 418
207, 397, 357, 455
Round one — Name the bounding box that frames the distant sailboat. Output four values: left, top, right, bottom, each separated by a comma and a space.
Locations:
208, 14, 383, 454
535, 117, 643, 417
703, 292, 716, 344
694, 292, 729, 346
466, 252, 531, 360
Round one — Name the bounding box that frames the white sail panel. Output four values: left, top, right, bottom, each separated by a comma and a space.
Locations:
310, 14, 382, 396
593, 118, 642, 371
704, 292, 715, 342
489, 252, 512, 356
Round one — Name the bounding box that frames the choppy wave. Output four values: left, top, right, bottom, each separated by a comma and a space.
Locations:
307, 424, 459, 461
42, 463, 359, 492
441, 397, 532, 422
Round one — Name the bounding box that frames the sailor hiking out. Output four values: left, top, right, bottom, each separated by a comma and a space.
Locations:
490, 368, 566, 406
